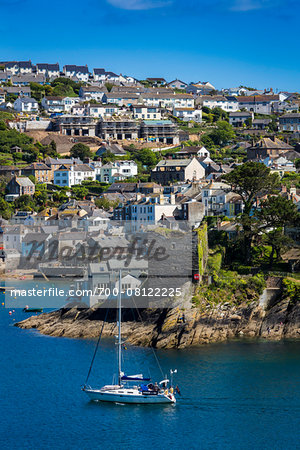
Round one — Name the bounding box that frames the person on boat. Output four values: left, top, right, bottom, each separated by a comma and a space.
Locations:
170, 386, 174, 394
154, 382, 159, 392
175, 385, 181, 395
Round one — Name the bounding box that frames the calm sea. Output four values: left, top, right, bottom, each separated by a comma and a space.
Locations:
1, 296, 300, 449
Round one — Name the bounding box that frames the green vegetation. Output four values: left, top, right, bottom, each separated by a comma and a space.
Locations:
95, 197, 119, 210
281, 172, 300, 189
223, 162, 280, 262
51, 77, 83, 97
201, 121, 236, 148
69, 143, 92, 160
282, 278, 300, 303
202, 107, 229, 123
196, 222, 208, 276
192, 270, 266, 308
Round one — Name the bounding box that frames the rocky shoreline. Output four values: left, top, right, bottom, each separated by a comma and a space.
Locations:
15, 294, 300, 348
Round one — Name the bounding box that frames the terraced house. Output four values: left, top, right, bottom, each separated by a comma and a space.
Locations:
63, 65, 89, 82
54, 163, 95, 187
22, 162, 52, 183
279, 113, 300, 131
151, 158, 205, 183
36, 63, 60, 79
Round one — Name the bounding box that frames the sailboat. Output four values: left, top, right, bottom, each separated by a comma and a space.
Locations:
82, 271, 176, 404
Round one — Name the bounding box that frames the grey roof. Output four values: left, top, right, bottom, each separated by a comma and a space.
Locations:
24, 163, 51, 170
23, 233, 49, 243
59, 231, 86, 240
94, 68, 106, 75
15, 177, 35, 186
98, 143, 126, 155
45, 157, 82, 165
11, 74, 45, 83
104, 92, 139, 99
73, 164, 94, 172
64, 65, 89, 73
156, 159, 192, 168
36, 63, 59, 70
4, 86, 31, 93
229, 111, 252, 117
280, 113, 300, 119
18, 61, 33, 69
17, 97, 37, 104
81, 86, 105, 92
253, 119, 272, 124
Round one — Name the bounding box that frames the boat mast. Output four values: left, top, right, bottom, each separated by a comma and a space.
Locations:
118, 269, 122, 386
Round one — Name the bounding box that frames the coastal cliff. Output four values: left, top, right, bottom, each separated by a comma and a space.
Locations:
15, 288, 300, 348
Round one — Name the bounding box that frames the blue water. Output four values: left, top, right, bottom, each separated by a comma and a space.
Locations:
1, 303, 300, 449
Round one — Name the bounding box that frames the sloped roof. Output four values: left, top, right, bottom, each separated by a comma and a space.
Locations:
14, 177, 35, 187
251, 137, 293, 150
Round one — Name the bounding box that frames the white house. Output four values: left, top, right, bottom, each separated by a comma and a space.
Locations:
186, 82, 216, 95
167, 79, 188, 90
41, 96, 65, 113
99, 160, 138, 183
128, 193, 178, 228
237, 95, 280, 115
5, 61, 34, 75
14, 97, 39, 113
102, 92, 140, 106
132, 105, 161, 120
140, 93, 194, 109
41, 96, 80, 113
79, 86, 106, 102
88, 104, 119, 118
229, 111, 254, 126
0, 88, 5, 104
54, 163, 95, 187
197, 95, 239, 112
63, 65, 89, 82
93, 68, 123, 83
173, 107, 202, 122
36, 63, 60, 79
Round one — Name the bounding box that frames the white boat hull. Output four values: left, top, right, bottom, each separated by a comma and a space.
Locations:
84, 387, 176, 404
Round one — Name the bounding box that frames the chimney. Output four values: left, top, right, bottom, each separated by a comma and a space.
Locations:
170, 193, 175, 205
136, 193, 142, 201
159, 194, 165, 205
281, 184, 287, 193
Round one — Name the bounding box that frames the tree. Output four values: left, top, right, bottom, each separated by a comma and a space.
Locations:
204, 121, 235, 146
0, 198, 12, 219
14, 195, 35, 211
105, 82, 114, 92
257, 196, 299, 267
101, 150, 117, 164
70, 143, 92, 160
71, 186, 88, 200
295, 158, 300, 170
223, 162, 280, 262
135, 148, 158, 169
95, 197, 119, 210
262, 229, 293, 267
245, 117, 252, 128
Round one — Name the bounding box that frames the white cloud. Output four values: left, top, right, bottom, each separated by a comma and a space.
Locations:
106, 0, 172, 10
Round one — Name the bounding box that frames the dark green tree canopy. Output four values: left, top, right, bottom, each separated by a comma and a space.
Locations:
223, 162, 280, 214
70, 143, 92, 160
257, 195, 300, 229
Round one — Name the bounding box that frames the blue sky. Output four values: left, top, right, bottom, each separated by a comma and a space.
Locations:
0, 0, 299, 91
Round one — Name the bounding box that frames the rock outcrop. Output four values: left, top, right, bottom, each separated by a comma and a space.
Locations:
15, 294, 300, 348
